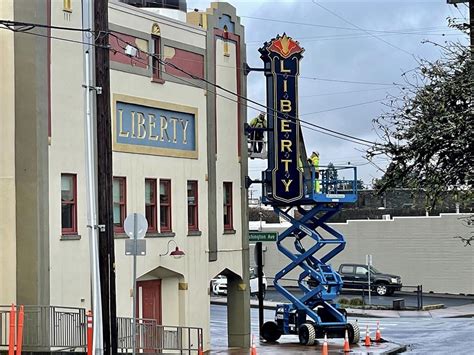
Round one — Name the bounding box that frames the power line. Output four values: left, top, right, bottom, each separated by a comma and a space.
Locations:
246, 30, 461, 45
0, 19, 92, 32
311, 1, 416, 58
300, 98, 386, 116
1, 24, 381, 148
239, 15, 448, 34
112, 32, 383, 147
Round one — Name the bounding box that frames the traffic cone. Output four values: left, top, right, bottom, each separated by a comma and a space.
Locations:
250, 334, 257, 355
321, 334, 328, 355
364, 325, 371, 347
343, 329, 350, 353
375, 321, 382, 342
198, 346, 204, 355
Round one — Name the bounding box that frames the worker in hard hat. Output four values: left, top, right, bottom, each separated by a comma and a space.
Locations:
309, 151, 320, 193
249, 112, 266, 153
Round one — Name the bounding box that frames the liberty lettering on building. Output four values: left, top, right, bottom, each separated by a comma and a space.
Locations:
113, 95, 198, 158
260, 34, 304, 203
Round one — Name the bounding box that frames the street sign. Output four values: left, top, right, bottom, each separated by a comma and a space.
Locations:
124, 213, 148, 239
125, 239, 146, 256
249, 231, 278, 242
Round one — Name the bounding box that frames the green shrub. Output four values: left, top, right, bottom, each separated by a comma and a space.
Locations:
338, 298, 350, 305
349, 298, 364, 306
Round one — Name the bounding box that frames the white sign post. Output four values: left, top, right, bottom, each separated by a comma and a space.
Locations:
366, 254, 373, 307
124, 213, 148, 355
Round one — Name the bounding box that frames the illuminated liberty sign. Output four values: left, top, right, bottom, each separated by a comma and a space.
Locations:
260, 34, 304, 203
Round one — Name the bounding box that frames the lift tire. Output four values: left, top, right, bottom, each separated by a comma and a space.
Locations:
261, 321, 281, 342
347, 321, 360, 344
298, 323, 316, 346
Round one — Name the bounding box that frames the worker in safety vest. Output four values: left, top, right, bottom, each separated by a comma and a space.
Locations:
249, 113, 266, 153
309, 151, 320, 193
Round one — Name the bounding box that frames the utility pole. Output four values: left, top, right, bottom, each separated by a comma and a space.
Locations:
94, 0, 118, 354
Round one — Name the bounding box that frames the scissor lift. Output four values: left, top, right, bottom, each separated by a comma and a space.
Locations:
250, 158, 361, 345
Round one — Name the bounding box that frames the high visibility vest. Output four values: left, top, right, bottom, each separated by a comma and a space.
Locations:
250, 116, 266, 128
310, 155, 319, 168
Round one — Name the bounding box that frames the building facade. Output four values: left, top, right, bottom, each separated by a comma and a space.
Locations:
0, 0, 250, 350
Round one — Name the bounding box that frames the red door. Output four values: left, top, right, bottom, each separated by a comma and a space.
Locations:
137, 280, 162, 324
137, 280, 162, 352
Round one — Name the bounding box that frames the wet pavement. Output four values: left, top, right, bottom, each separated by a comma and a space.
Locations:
210, 304, 474, 354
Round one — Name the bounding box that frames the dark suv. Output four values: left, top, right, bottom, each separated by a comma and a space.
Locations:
338, 263, 402, 296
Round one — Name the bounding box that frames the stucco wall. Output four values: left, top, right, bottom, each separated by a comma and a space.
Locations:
251, 214, 474, 295
0, 0, 17, 305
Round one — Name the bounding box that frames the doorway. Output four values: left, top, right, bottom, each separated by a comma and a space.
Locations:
137, 279, 162, 324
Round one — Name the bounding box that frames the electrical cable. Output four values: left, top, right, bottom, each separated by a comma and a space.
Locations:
111, 32, 383, 146
0, 23, 382, 147
311, 1, 416, 58
0, 19, 92, 32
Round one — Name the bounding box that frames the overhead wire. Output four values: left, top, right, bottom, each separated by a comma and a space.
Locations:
110, 32, 381, 146
311, 1, 416, 58
0, 21, 382, 147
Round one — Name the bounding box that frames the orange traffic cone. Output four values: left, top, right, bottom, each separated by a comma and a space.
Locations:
343, 329, 350, 353
375, 321, 382, 342
364, 325, 371, 347
198, 346, 204, 355
321, 334, 329, 355
250, 334, 257, 355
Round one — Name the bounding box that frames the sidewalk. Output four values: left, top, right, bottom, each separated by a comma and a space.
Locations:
211, 297, 474, 318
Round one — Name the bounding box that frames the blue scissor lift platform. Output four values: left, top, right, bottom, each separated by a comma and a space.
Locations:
259, 166, 361, 345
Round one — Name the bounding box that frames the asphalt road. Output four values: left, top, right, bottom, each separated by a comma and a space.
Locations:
264, 288, 474, 308
210, 304, 474, 354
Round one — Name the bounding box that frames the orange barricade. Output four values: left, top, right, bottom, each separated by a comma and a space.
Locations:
8, 304, 15, 355
87, 310, 93, 355
16, 306, 24, 354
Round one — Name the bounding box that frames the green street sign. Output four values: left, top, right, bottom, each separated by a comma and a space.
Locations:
249, 231, 278, 242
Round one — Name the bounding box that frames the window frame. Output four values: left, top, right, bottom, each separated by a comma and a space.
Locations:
113, 176, 127, 233
61, 173, 77, 235
152, 34, 163, 82
187, 180, 199, 231
160, 179, 172, 232
223, 182, 233, 231
145, 178, 158, 233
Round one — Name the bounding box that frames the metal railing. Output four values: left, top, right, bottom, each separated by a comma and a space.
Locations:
117, 317, 203, 353
0, 305, 86, 351
1, 306, 203, 353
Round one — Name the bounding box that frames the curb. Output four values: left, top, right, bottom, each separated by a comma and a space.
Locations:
210, 299, 474, 319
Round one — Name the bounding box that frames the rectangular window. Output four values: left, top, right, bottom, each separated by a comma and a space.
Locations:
152, 35, 161, 81
160, 179, 172, 232
113, 177, 126, 232
61, 174, 77, 234
223, 182, 233, 230
187, 181, 198, 231
145, 178, 157, 232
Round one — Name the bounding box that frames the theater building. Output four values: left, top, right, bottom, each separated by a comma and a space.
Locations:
0, 0, 250, 350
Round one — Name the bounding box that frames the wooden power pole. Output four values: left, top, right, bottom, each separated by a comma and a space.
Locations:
94, 0, 118, 353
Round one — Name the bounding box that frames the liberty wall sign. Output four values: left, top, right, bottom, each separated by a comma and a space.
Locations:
112, 94, 198, 159
260, 34, 304, 203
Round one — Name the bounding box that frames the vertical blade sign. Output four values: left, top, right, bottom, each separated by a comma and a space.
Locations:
260, 34, 304, 204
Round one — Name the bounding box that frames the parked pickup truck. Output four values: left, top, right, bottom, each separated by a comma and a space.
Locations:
338, 263, 402, 296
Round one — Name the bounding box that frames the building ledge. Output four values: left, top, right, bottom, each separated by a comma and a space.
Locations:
146, 232, 176, 238
187, 230, 202, 236
223, 229, 236, 235
60, 234, 81, 241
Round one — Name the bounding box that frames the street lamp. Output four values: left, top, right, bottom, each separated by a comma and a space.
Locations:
159, 240, 185, 259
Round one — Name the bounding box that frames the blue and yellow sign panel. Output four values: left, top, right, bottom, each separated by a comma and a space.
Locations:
260, 34, 304, 204
112, 94, 198, 158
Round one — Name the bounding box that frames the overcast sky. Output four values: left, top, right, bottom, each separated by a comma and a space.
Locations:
187, 0, 469, 192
